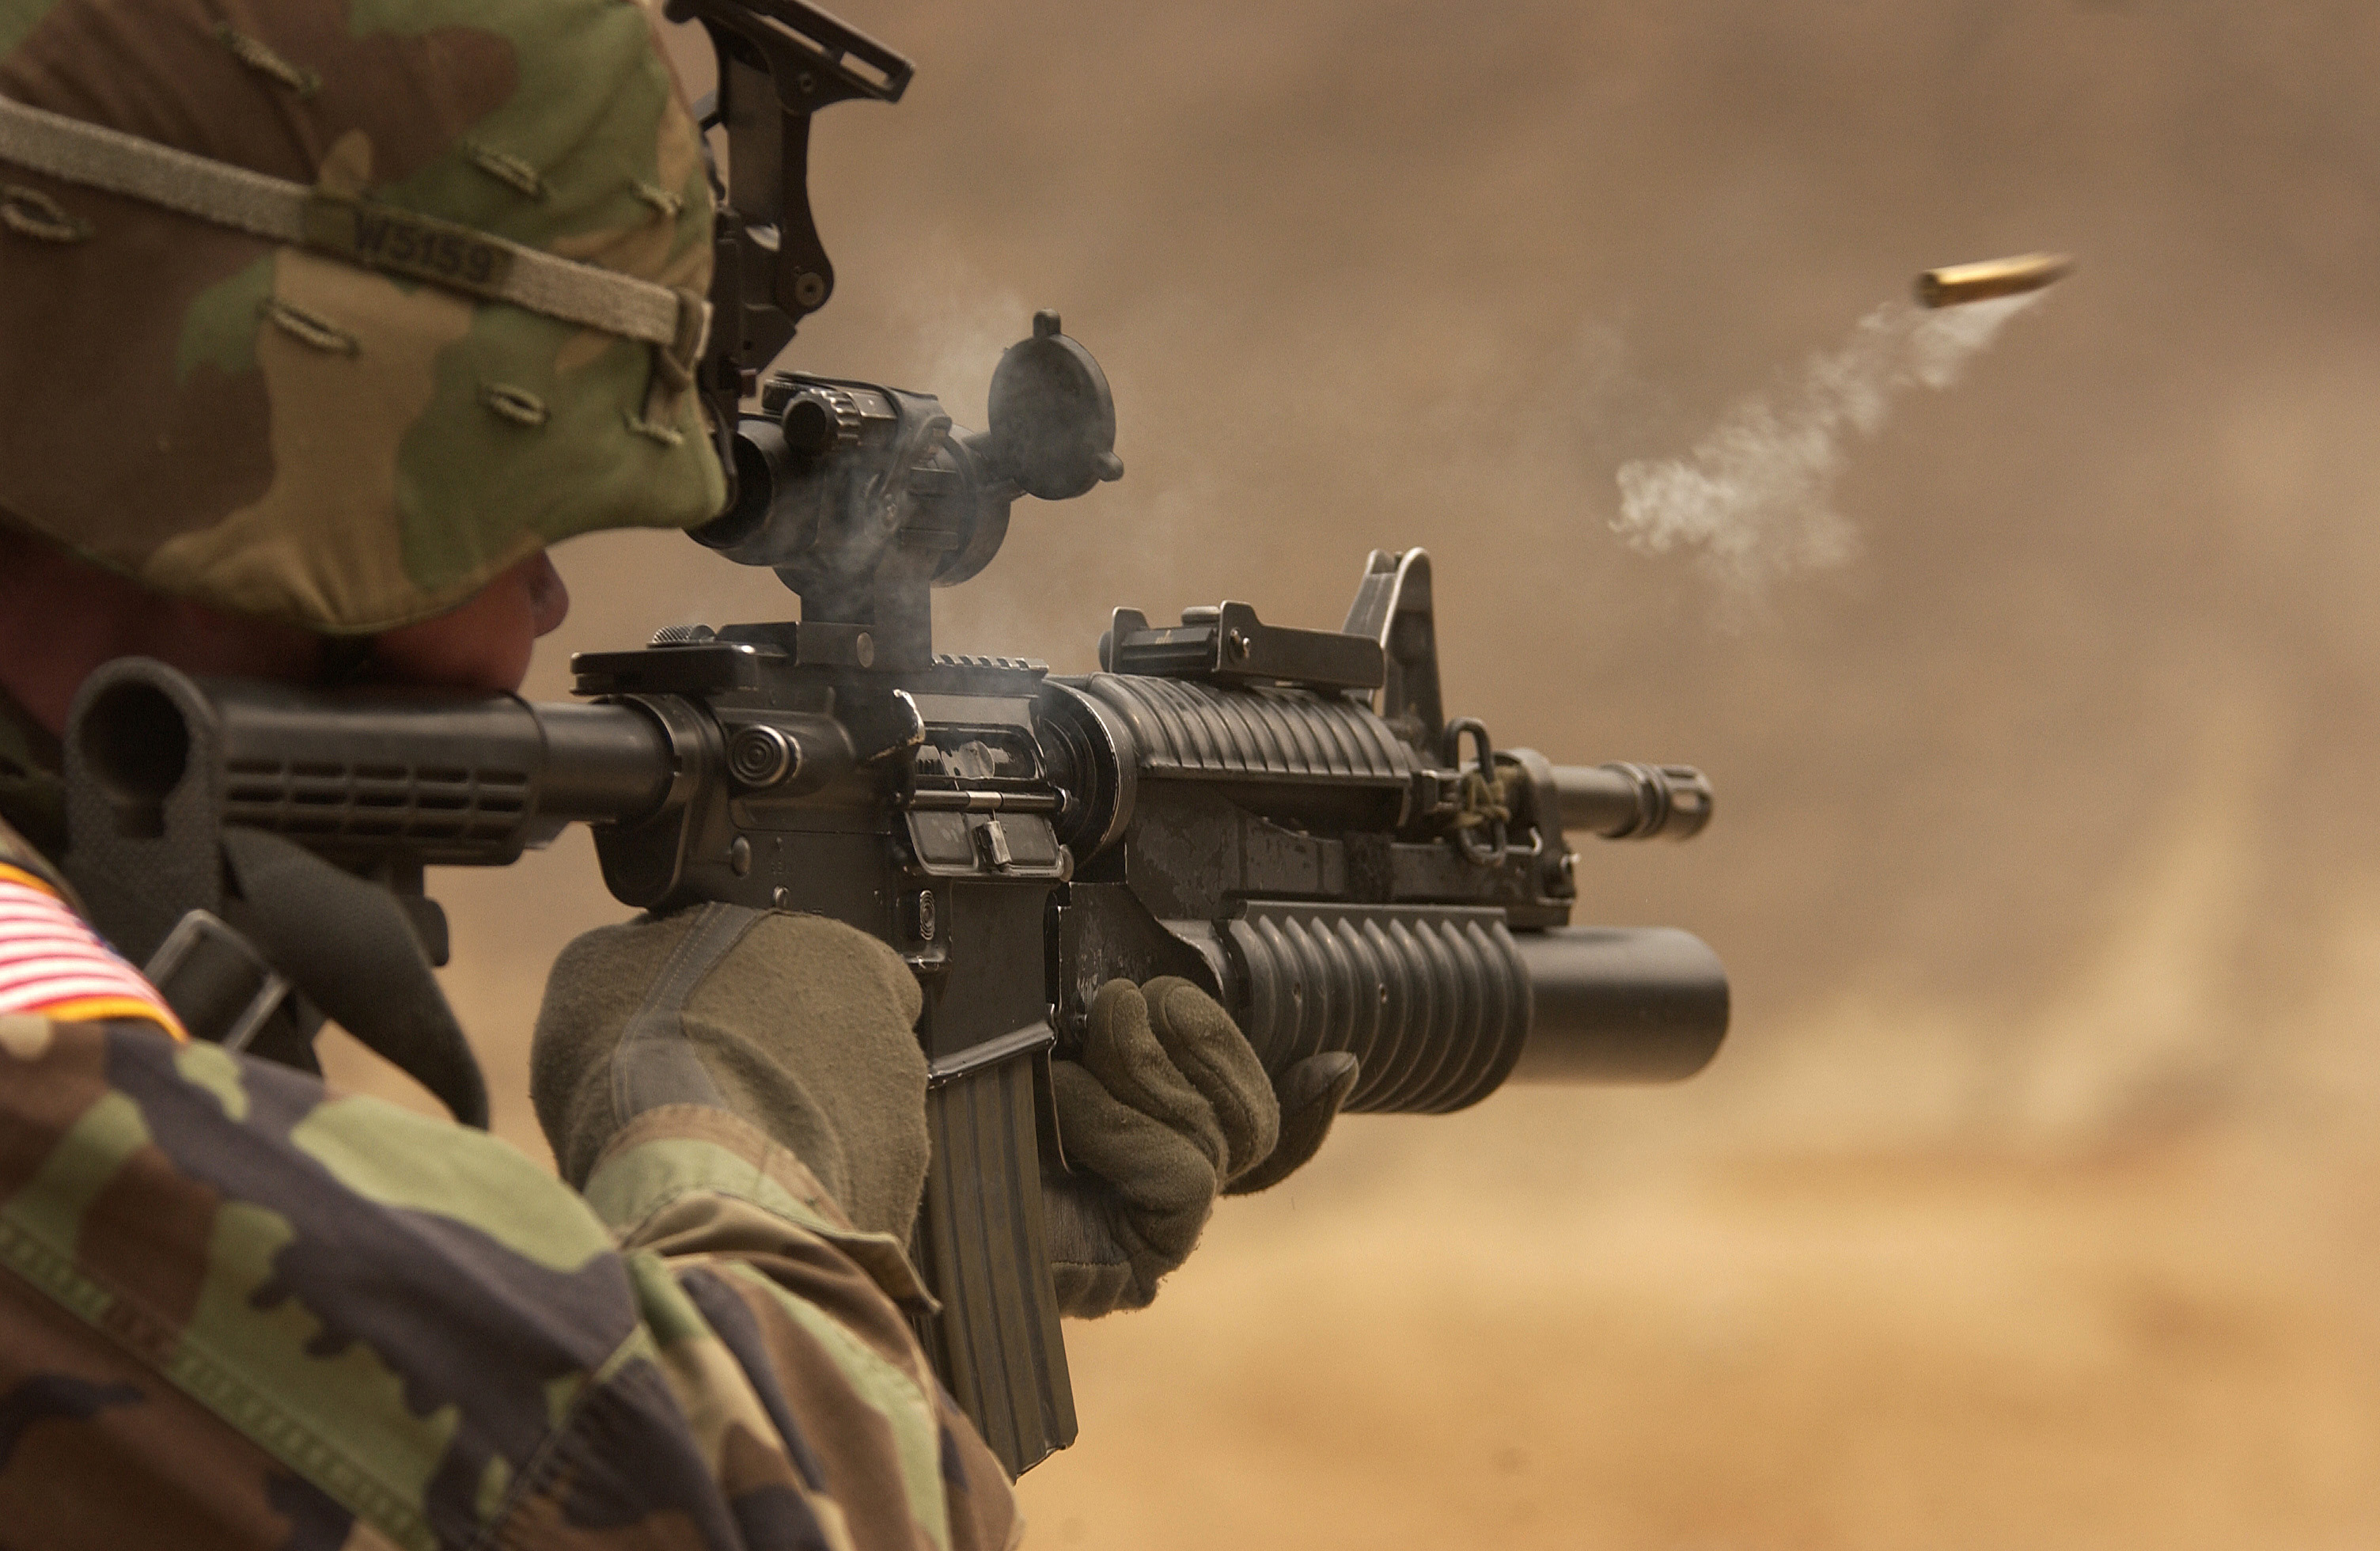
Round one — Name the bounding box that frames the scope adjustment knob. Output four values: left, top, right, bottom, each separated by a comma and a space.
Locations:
779, 385, 862, 463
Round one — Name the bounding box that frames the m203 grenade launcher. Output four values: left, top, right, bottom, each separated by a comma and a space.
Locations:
58, 0, 1729, 1477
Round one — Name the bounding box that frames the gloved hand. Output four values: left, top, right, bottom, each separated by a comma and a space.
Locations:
530, 904, 930, 1238
1044, 977, 1358, 1318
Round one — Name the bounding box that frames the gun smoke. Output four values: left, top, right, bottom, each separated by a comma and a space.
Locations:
1613, 292, 2044, 594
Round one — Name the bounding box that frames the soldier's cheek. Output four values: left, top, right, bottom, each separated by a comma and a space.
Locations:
368, 552, 567, 693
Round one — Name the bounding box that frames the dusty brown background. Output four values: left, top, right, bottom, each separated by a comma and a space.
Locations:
321, 1, 2380, 1543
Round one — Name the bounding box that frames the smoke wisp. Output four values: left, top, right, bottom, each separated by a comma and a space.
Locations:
1613, 293, 2043, 595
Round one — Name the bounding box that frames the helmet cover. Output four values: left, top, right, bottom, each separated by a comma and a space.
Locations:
0, 0, 725, 634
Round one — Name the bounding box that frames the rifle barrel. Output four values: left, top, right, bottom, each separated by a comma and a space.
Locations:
1550, 762, 1714, 840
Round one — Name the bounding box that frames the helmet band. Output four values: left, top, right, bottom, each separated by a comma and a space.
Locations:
0, 93, 710, 375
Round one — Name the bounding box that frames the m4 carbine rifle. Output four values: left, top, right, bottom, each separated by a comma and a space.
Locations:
59, 0, 1729, 1477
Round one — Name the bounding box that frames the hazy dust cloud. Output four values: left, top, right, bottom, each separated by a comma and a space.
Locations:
317, 0, 2380, 1543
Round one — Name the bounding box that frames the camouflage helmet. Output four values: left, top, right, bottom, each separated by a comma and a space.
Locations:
0, 0, 725, 635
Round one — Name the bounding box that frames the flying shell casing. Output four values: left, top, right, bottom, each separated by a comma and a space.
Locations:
1915, 252, 2075, 309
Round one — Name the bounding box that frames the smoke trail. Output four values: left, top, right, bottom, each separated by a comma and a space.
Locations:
1613, 292, 2043, 593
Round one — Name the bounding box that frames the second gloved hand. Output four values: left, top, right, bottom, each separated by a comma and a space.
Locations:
1044, 977, 1357, 1318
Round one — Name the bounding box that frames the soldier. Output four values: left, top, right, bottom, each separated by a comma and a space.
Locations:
0, 0, 1351, 1542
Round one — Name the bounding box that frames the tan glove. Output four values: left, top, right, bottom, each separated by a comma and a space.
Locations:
1044, 977, 1358, 1318
530, 904, 930, 1238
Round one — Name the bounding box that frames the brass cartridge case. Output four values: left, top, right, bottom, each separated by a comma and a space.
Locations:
1915, 252, 2075, 309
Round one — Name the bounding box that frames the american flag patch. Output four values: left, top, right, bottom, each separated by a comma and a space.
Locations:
0, 863, 186, 1040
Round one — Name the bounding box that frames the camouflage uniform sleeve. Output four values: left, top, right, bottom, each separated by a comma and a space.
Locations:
0, 825, 1020, 1551
582, 1105, 1025, 1551
0, 1016, 1024, 1551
